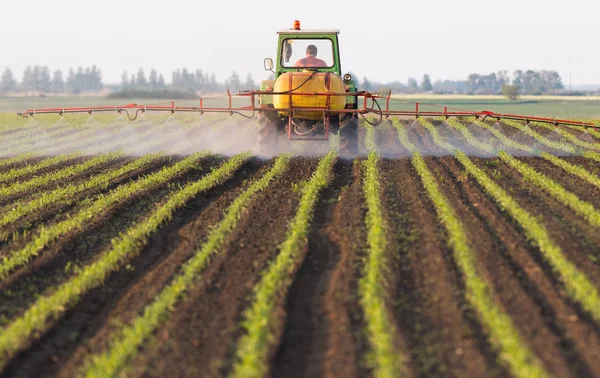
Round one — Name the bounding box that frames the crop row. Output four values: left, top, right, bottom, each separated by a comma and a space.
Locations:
0, 151, 251, 369
416, 117, 600, 325
0, 152, 164, 242
397, 118, 548, 377
446, 118, 600, 201
0, 151, 210, 281
232, 149, 337, 378
0, 151, 124, 199
533, 121, 600, 151
82, 153, 292, 377
359, 123, 406, 378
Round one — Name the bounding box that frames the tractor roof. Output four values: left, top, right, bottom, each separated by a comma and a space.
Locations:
277, 29, 340, 35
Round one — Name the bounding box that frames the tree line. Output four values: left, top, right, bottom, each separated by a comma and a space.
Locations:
0, 66, 103, 94
359, 69, 574, 97
0, 66, 589, 98
120, 68, 256, 93
0, 66, 257, 95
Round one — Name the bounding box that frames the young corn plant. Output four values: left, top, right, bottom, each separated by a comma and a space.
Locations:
394, 117, 549, 378
0, 152, 251, 370
0, 151, 124, 199
231, 150, 336, 378
357, 123, 408, 378
0, 151, 208, 280
82, 154, 292, 378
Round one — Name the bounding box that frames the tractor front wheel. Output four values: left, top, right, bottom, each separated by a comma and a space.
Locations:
339, 114, 358, 157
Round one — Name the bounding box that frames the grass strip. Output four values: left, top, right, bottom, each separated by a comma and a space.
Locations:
0, 152, 80, 184
82, 154, 291, 378
231, 150, 336, 378
359, 123, 407, 378
0, 152, 250, 369
394, 118, 549, 378
455, 152, 600, 325
0, 152, 124, 198
498, 151, 600, 228
0, 151, 210, 280
0, 153, 164, 238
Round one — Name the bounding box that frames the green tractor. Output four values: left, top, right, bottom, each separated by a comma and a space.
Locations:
258, 20, 359, 156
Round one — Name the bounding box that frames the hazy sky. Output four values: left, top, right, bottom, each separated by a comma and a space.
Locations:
1, 0, 597, 86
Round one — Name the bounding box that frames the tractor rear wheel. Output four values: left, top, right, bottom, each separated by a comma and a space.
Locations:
339, 114, 358, 157
257, 108, 278, 155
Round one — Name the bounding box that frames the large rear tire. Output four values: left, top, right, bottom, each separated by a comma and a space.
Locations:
339, 114, 358, 157
257, 108, 278, 155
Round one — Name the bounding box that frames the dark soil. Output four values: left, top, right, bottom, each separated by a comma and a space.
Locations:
1, 157, 262, 378
271, 159, 356, 378
3, 117, 600, 377
123, 158, 319, 378
428, 156, 600, 377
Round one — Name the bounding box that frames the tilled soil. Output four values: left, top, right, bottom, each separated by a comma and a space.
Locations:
124, 158, 319, 378
3, 116, 600, 377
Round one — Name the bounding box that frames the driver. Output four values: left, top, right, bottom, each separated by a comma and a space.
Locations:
294, 44, 327, 68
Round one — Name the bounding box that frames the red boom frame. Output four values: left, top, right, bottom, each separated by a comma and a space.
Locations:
17, 90, 598, 134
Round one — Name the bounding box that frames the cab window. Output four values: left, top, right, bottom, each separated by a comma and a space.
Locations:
281, 38, 334, 68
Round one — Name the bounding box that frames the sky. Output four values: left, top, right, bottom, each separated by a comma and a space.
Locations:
1, 0, 598, 87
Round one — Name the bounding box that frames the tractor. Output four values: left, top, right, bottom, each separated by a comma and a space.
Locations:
257, 20, 359, 156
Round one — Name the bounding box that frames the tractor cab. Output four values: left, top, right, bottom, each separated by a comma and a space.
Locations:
263, 20, 342, 79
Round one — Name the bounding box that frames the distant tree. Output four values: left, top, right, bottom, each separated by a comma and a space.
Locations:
149, 69, 158, 91
244, 73, 256, 89
130, 74, 135, 88
0, 67, 17, 93
362, 76, 371, 91
194, 69, 205, 90
497, 70, 509, 88
50, 69, 65, 93
65, 68, 75, 93
407, 77, 419, 92
421, 74, 433, 92
90, 65, 103, 91
502, 84, 520, 100
121, 71, 129, 89
22, 66, 35, 91
226, 71, 241, 91
541, 70, 563, 91
512, 70, 523, 88
157, 74, 166, 89
136, 68, 147, 90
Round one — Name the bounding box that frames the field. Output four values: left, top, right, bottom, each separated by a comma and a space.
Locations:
1, 108, 600, 378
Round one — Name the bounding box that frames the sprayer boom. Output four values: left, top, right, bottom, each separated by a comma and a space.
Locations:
17, 90, 597, 130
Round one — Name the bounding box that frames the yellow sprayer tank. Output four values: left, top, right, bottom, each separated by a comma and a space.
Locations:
273, 72, 346, 120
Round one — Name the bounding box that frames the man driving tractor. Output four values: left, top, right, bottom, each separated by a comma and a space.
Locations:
294, 44, 327, 68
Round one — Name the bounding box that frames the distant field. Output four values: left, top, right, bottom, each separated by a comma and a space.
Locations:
2, 95, 600, 121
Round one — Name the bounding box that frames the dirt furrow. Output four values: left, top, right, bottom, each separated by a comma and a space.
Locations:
380, 157, 502, 378
122, 157, 319, 378
0, 157, 222, 327
471, 157, 600, 288
516, 156, 600, 209
270, 159, 354, 378
429, 155, 600, 377
0, 157, 261, 378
